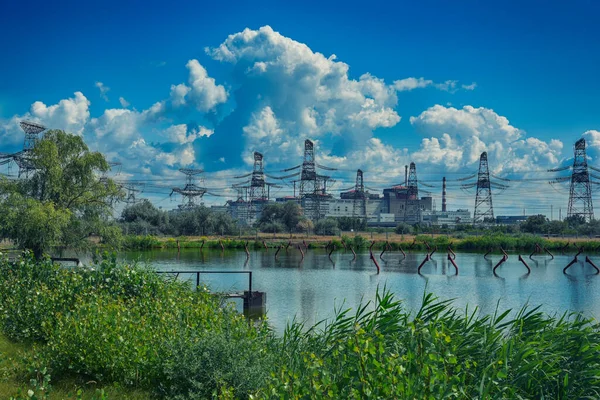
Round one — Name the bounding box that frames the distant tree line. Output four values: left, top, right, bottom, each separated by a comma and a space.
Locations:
119, 200, 238, 236
119, 200, 370, 237
394, 214, 600, 237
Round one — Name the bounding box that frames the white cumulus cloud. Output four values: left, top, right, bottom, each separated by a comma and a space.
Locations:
168, 60, 228, 112
410, 105, 563, 173
207, 25, 401, 159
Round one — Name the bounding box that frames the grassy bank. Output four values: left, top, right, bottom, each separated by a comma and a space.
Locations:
1, 253, 600, 398
121, 232, 600, 253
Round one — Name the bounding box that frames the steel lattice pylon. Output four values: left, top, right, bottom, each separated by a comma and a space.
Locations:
299, 140, 324, 221
473, 152, 494, 223
404, 162, 419, 222
170, 168, 206, 209
568, 138, 594, 222
247, 152, 267, 222
20, 121, 46, 151
16, 121, 46, 178
352, 169, 367, 220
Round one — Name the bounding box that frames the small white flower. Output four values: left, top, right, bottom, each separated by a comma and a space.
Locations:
28, 389, 34, 397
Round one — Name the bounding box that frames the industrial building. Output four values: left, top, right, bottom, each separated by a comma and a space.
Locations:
422, 209, 473, 227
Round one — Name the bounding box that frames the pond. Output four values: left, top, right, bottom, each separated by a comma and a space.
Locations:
117, 248, 600, 333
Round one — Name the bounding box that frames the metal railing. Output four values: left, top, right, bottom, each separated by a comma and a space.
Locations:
155, 270, 253, 294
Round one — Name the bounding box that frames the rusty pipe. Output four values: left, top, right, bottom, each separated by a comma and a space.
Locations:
417, 254, 430, 274
563, 256, 578, 274
447, 253, 458, 274
518, 255, 531, 274
493, 255, 508, 275
585, 256, 600, 274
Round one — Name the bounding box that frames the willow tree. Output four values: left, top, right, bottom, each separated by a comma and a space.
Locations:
0, 130, 123, 258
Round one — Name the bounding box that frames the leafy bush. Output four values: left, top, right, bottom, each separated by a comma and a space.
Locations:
259, 222, 285, 234
395, 222, 413, 234
314, 218, 339, 236
352, 234, 368, 248
158, 322, 275, 399
0, 252, 272, 398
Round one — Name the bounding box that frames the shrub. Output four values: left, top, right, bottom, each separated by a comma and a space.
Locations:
395, 223, 413, 234
158, 322, 275, 399
314, 218, 339, 236
0, 252, 272, 398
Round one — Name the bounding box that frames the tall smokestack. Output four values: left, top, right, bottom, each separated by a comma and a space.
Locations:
442, 177, 447, 212
404, 165, 408, 186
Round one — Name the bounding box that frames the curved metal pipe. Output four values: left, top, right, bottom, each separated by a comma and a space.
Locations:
447, 253, 458, 274
484, 248, 492, 260
518, 255, 531, 274
447, 246, 456, 260
585, 256, 600, 274
493, 255, 508, 275
370, 252, 381, 274
429, 245, 437, 257
380, 242, 388, 260
417, 254, 430, 274
563, 256, 578, 274
275, 245, 281, 260
399, 246, 406, 259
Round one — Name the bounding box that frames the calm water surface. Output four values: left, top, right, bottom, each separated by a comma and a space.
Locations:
117, 249, 600, 333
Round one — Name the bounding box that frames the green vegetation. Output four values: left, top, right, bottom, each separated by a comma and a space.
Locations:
120, 199, 238, 237
0, 130, 122, 258
1, 254, 600, 398
119, 232, 600, 252
407, 214, 600, 237
0, 252, 273, 399
314, 217, 339, 235
265, 291, 600, 399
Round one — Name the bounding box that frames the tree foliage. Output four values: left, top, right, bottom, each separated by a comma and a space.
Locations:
119, 202, 238, 236
257, 201, 305, 233
314, 217, 339, 235
0, 130, 122, 257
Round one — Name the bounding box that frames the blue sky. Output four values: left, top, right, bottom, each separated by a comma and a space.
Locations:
1, 0, 600, 214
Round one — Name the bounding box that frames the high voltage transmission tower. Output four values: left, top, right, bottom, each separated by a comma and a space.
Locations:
568, 138, 594, 222
296, 139, 335, 221
122, 183, 142, 205
7, 121, 48, 178
21, 121, 46, 151
352, 169, 367, 220
232, 152, 282, 224
170, 168, 206, 210
473, 152, 493, 223
404, 162, 419, 222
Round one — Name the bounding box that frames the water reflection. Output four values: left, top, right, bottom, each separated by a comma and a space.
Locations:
114, 249, 600, 333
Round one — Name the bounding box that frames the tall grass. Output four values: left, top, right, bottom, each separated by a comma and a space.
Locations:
1, 253, 599, 398
259, 289, 600, 399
